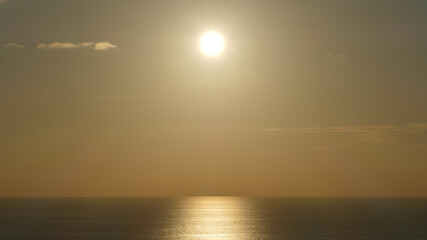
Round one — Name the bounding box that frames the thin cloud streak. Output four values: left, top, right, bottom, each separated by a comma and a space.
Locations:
36, 41, 117, 50
37, 42, 79, 49
265, 123, 427, 148
2, 43, 24, 49
285, 124, 427, 136
94, 42, 117, 50
0, 95, 164, 99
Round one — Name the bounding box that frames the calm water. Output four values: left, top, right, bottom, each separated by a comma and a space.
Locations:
0, 197, 426, 240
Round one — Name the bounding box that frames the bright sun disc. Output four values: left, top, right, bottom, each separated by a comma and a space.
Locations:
200, 32, 224, 56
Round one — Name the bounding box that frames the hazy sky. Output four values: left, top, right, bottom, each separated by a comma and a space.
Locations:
1, 0, 427, 197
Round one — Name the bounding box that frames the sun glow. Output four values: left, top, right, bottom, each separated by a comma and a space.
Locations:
200, 32, 224, 56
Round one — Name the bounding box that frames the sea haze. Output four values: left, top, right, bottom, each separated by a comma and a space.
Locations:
0, 197, 426, 240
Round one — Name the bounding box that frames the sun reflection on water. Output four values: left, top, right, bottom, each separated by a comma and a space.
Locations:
167, 197, 257, 240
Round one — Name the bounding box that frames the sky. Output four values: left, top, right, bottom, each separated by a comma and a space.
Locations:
0, 0, 427, 197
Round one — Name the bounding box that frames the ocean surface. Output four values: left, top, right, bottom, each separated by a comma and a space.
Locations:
0, 197, 426, 240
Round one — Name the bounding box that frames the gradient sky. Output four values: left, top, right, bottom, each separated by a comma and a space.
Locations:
1, 0, 427, 197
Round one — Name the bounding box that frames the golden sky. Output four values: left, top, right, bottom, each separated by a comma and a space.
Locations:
0, 0, 427, 197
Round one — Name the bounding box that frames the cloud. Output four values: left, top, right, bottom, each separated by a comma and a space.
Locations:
36, 41, 117, 50
266, 123, 427, 149
80, 42, 94, 47
287, 124, 427, 136
94, 42, 117, 50
37, 42, 79, 49
2, 43, 24, 49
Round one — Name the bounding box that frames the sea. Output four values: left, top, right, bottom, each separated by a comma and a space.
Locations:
0, 197, 426, 240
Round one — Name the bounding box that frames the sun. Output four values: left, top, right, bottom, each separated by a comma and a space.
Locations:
200, 32, 224, 56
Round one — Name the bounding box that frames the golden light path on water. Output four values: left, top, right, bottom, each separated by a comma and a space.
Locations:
164, 197, 261, 240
